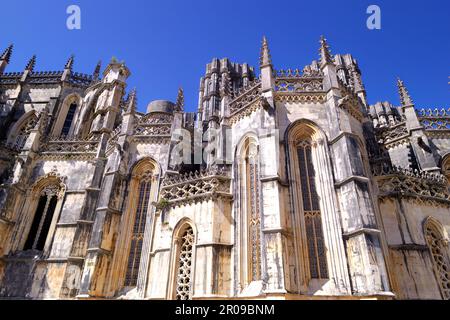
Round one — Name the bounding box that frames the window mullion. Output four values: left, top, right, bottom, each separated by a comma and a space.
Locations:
297, 141, 328, 280
125, 177, 152, 287
32, 194, 52, 250
304, 147, 314, 211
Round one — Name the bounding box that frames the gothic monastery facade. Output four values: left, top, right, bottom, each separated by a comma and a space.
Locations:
0, 37, 449, 300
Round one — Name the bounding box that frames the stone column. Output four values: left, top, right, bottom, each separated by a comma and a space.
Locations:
136, 174, 160, 298
330, 133, 390, 295
60, 140, 107, 298
259, 129, 287, 295
312, 139, 351, 294
319, 36, 391, 296
77, 133, 123, 298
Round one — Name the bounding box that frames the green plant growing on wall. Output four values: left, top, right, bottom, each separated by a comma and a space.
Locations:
152, 198, 170, 211
152, 198, 171, 225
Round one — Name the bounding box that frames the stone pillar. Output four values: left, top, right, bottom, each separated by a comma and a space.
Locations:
254, 37, 288, 295
136, 174, 160, 298
259, 129, 287, 294
311, 139, 351, 294
320, 37, 391, 296
60, 136, 107, 298
77, 133, 124, 298
330, 133, 391, 295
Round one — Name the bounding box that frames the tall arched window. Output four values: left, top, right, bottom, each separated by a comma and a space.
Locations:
54, 94, 82, 137
244, 141, 262, 282
24, 186, 58, 251
175, 226, 195, 300
22, 172, 65, 253
424, 218, 450, 300
124, 171, 153, 287
108, 159, 159, 295
236, 137, 263, 289
296, 140, 328, 279
286, 121, 336, 287
61, 103, 77, 137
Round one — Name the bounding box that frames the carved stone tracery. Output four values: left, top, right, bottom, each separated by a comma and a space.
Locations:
424, 220, 450, 300
373, 166, 450, 205
161, 168, 231, 205
176, 227, 194, 300
418, 108, 450, 130
229, 81, 261, 116
275, 68, 324, 93
40, 136, 100, 155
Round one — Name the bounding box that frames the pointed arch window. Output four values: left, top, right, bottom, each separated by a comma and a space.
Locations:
24, 184, 60, 251
297, 140, 328, 279
61, 103, 77, 137
237, 138, 263, 288
424, 219, 450, 300
175, 226, 195, 300
124, 173, 152, 287
245, 143, 262, 282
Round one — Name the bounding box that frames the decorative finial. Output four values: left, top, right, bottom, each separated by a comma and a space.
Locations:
175, 87, 184, 112
25, 55, 36, 72
260, 36, 272, 68
1, 44, 13, 63
93, 60, 102, 80
319, 35, 333, 66
65, 55, 74, 71
397, 78, 414, 106
126, 88, 137, 113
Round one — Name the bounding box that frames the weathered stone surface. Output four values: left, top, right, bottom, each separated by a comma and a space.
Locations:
0, 39, 449, 300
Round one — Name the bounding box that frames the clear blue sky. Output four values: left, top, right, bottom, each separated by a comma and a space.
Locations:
1, 0, 449, 112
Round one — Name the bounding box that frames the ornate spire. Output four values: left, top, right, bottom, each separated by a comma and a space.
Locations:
1, 44, 13, 63
126, 88, 137, 114
65, 55, 74, 71
319, 35, 333, 66
93, 60, 102, 80
260, 36, 272, 68
175, 87, 184, 112
25, 55, 36, 72
397, 78, 414, 106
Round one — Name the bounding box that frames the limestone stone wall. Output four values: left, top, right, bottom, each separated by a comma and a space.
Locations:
145, 198, 233, 299
378, 197, 450, 299
0, 40, 449, 300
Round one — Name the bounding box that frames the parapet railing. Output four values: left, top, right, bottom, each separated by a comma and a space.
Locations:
417, 108, 450, 130
372, 165, 449, 203
160, 167, 232, 205
40, 136, 100, 154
